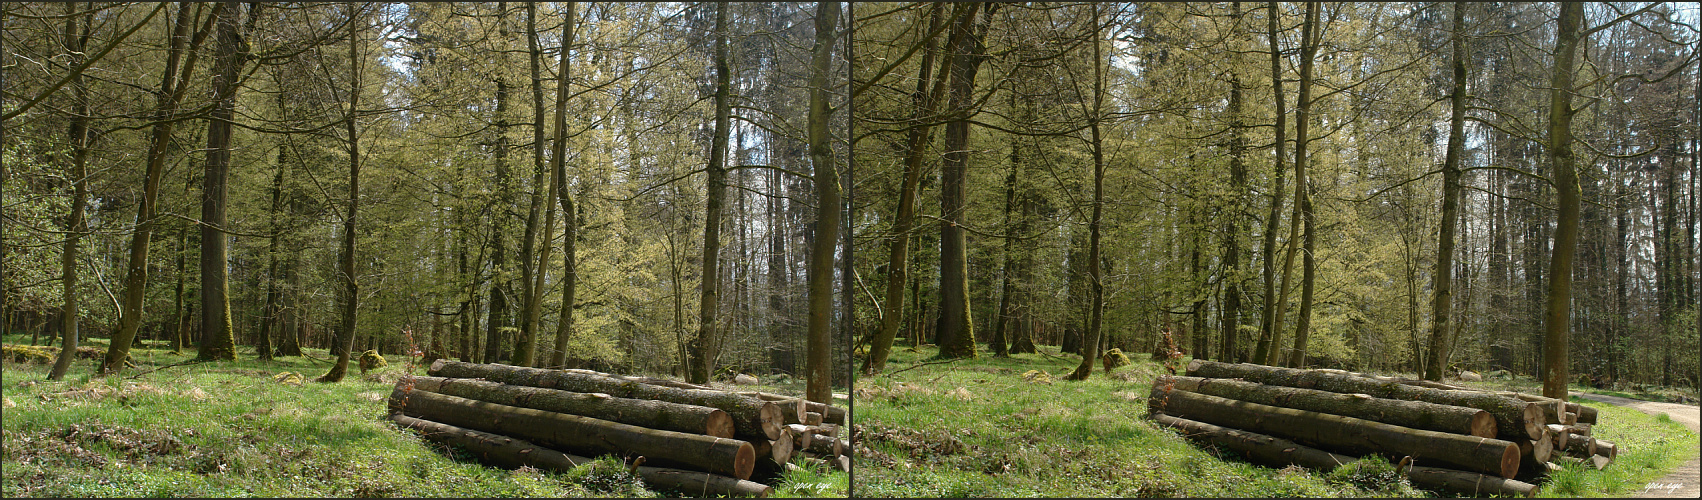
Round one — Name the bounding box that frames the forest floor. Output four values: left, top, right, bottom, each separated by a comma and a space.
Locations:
850, 344, 1699, 498
0, 334, 846, 498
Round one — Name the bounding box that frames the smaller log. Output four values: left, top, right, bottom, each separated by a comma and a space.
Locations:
803, 432, 843, 457
1404, 465, 1537, 498
1151, 413, 1356, 471
1520, 434, 1552, 465
749, 431, 795, 464
1545, 424, 1569, 450
1576, 405, 1598, 424
1534, 400, 1567, 425
1562, 422, 1592, 437
1588, 454, 1611, 470
1560, 411, 1577, 426
1163, 375, 1498, 438
804, 411, 824, 426
1594, 439, 1618, 460
1562, 434, 1595, 458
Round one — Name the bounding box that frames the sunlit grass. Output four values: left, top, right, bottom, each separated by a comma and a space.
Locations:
1, 334, 843, 497
853, 343, 1697, 498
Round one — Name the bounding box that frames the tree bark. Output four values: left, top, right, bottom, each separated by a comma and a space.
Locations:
407, 375, 734, 438
390, 385, 755, 479
1424, 2, 1469, 382
1404, 465, 1537, 498
863, 3, 948, 375
1151, 412, 1356, 470
805, 0, 841, 404
102, 1, 208, 373
1218, 1, 1248, 364
1186, 359, 1544, 440
1149, 386, 1520, 478
547, 2, 580, 369
690, 1, 732, 384
429, 359, 782, 440
1540, 1, 1583, 401
1161, 375, 1496, 438
1253, 0, 1288, 366
391, 415, 771, 496
319, 1, 362, 382
49, 3, 93, 381
1067, 4, 1106, 381
935, 2, 988, 360
1285, 1, 1319, 369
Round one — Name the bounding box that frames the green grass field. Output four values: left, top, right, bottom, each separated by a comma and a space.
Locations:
852, 343, 1698, 498
0, 334, 846, 498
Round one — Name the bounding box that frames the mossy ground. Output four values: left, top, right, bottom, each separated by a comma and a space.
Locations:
0, 333, 844, 497
852, 343, 1697, 498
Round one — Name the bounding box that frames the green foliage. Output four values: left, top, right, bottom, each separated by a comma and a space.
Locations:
1323, 455, 1416, 496
558, 456, 649, 496
358, 350, 387, 374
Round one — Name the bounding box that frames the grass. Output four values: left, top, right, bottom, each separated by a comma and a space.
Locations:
0, 333, 845, 497
852, 343, 1698, 498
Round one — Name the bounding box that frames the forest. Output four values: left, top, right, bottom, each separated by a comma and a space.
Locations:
852, 1, 1701, 392
2, 1, 851, 392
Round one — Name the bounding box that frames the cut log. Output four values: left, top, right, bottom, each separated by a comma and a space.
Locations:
1403, 465, 1537, 498
391, 383, 755, 479
1151, 413, 1357, 471
429, 360, 782, 440
1532, 400, 1567, 425
1545, 424, 1569, 450
1560, 411, 1577, 426
736, 391, 847, 425
1163, 375, 1497, 438
1575, 405, 1597, 424
749, 431, 794, 464
1562, 434, 1595, 458
390, 414, 771, 497
406, 376, 735, 438
1185, 360, 1543, 440
1594, 439, 1618, 460
803, 432, 843, 457
1519, 433, 1552, 465
1148, 385, 1521, 478
1562, 422, 1592, 437
803, 411, 824, 426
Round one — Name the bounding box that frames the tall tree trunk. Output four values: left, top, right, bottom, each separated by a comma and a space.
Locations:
197, 0, 248, 362
102, 1, 203, 373
319, 1, 363, 382
1424, 2, 1469, 381
486, 5, 514, 365
514, 1, 547, 368
1253, 0, 1288, 366
49, 3, 92, 381
805, 0, 841, 403
863, 3, 947, 375
548, 2, 579, 369
257, 136, 287, 361
991, 110, 1019, 359
1285, 1, 1320, 369
1066, 4, 1106, 381
690, 1, 733, 384
935, 2, 987, 360
1540, 1, 1583, 400
1218, 2, 1248, 364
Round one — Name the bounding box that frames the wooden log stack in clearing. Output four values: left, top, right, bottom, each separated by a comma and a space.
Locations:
1147, 361, 1620, 497
387, 361, 850, 497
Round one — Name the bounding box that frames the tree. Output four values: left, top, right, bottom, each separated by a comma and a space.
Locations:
319, 1, 366, 383
49, 2, 93, 381
1423, 2, 1470, 382
547, 2, 579, 370
689, 1, 733, 384
1284, 1, 1320, 369
934, 2, 989, 361
196, 0, 251, 362
805, 0, 841, 403
1065, 3, 1107, 381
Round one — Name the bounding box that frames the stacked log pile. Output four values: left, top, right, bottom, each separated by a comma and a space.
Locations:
387, 360, 849, 497
1146, 360, 1618, 498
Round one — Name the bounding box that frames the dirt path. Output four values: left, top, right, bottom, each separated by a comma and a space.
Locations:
1574, 393, 1700, 498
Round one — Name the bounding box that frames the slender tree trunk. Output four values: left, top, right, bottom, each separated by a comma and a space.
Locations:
196, 0, 248, 362
690, 1, 732, 384
486, 14, 514, 365
1541, 1, 1583, 400
101, 2, 202, 373
257, 138, 287, 361
319, 1, 363, 382
1285, 1, 1320, 369
805, 0, 841, 403
549, 2, 579, 369
992, 112, 1019, 359
863, 3, 947, 375
1423, 2, 1469, 381
49, 4, 92, 381
524, 2, 558, 368
935, 3, 987, 360
1254, 0, 1288, 366
1067, 4, 1106, 381
1218, 2, 1247, 364
514, 1, 546, 368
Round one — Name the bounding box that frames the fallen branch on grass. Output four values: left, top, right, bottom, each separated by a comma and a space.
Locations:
880, 358, 962, 378
125, 358, 207, 380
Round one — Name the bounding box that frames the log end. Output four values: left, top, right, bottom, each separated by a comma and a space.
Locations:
772, 429, 795, 463
758, 402, 784, 440
707, 409, 736, 439
1470, 411, 1498, 439
428, 358, 450, 375
734, 440, 756, 481
1521, 403, 1546, 440
1184, 358, 1204, 375
1500, 441, 1521, 480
